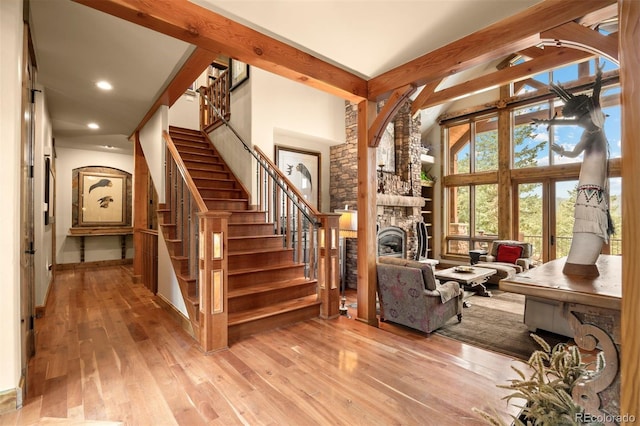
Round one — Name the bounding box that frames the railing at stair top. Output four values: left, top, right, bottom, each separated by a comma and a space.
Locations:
196, 88, 324, 280
199, 69, 230, 132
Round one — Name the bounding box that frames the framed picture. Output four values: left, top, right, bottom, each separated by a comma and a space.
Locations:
376, 122, 395, 173
275, 146, 320, 209
78, 171, 127, 226
229, 59, 250, 91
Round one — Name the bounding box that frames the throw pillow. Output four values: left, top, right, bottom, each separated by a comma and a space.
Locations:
496, 244, 523, 264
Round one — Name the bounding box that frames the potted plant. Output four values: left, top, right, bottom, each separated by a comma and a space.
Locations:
473, 334, 605, 426
421, 170, 435, 186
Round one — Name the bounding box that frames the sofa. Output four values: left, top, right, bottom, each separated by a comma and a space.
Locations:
376, 257, 463, 333
476, 240, 534, 285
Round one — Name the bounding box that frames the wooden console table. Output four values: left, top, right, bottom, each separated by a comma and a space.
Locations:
68, 227, 133, 262
500, 255, 621, 424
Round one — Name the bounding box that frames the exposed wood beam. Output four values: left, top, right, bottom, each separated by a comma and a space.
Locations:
415, 47, 595, 112
541, 22, 619, 63
131, 47, 216, 137
368, 0, 616, 100
73, 0, 368, 102
410, 80, 441, 116
577, 3, 619, 27
518, 46, 547, 59
367, 85, 416, 147
356, 100, 378, 326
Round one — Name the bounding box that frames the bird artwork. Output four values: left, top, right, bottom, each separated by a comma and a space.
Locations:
89, 178, 112, 193
98, 196, 114, 208
284, 162, 313, 204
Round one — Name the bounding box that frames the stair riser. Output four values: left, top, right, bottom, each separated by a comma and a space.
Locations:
181, 152, 221, 162
184, 162, 227, 172
228, 283, 317, 313
193, 179, 238, 190
228, 249, 294, 269
229, 223, 275, 237
205, 200, 249, 210
199, 188, 245, 199
229, 266, 306, 288
228, 237, 284, 252
172, 139, 209, 149
229, 211, 267, 224
190, 169, 230, 179
228, 304, 320, 343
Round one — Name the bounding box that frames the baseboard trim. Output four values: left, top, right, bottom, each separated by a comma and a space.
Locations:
56, 258, 133, 270
154, 293, 195, 338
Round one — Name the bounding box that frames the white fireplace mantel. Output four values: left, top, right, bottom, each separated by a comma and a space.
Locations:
376, 194, 425, 207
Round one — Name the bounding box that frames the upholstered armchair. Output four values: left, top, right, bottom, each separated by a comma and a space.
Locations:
476, 240, 534, 285
376, 257, 463, 333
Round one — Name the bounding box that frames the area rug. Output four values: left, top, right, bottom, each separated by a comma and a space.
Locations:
434, 290, 569, 361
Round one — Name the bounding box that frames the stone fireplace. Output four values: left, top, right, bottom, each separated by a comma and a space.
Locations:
330, 100, 426, 289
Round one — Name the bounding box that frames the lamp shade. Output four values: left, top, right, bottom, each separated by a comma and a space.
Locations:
336, 209, 358, 238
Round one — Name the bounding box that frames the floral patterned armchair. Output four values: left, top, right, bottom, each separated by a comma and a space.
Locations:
376, 257, 463, 333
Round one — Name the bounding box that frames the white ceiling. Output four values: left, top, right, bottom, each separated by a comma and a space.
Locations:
29, 0, 543, 153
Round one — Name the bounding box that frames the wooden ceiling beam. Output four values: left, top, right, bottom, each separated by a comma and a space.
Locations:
73, 0, 368, 102
414, 46, 595, 112
577, 3, 619, 27
541, 22, 619, 63
367, 0, 617, 100
410, 80, 441, 116
368, 84, 416, 147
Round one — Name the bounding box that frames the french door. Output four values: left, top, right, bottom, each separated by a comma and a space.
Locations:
515, 177, 622, 264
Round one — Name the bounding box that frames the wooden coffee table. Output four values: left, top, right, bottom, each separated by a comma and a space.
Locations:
435, 266, 496, 299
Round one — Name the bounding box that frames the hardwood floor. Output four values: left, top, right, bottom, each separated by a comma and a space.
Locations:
1, 266, 524, 425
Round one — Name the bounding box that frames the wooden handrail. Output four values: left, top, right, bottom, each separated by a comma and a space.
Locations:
163, 131, 208, 212
254, 145, 320, 217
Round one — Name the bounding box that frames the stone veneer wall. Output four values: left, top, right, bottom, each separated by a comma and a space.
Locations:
330, 100, 424, 289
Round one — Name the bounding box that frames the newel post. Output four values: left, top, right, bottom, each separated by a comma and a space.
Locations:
197, 211, 231, 353
317, 214, 340, 319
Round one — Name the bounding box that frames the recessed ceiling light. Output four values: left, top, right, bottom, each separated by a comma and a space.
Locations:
103, 145, 115, 149
96, 80, 113, 90
88, 122, 99, 129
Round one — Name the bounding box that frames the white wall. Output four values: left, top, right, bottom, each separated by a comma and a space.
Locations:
139, 106, 168, 203
251, 68, 345, 212
138, 106, 185, 316
169, 91, 200, 130
54, 146, 133, 264
209, 68, 345, 212
34, 85, 54, 306
0, 0, 24, 397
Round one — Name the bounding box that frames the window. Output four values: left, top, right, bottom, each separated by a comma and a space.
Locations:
447, 114, 498, 175
442, 58, 621, 260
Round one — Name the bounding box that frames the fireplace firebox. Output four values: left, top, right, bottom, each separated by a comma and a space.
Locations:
378, 226, 406, 258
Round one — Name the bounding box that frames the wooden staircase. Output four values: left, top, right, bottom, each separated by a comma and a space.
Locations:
159, 126, 321, 345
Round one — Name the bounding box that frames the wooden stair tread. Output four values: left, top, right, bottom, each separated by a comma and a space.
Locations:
228, 277, 314, 298
228, 295, 320, 326
228, 247, 292, 257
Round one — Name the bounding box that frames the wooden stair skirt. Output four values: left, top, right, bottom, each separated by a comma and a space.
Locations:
160, 126, 320, 345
